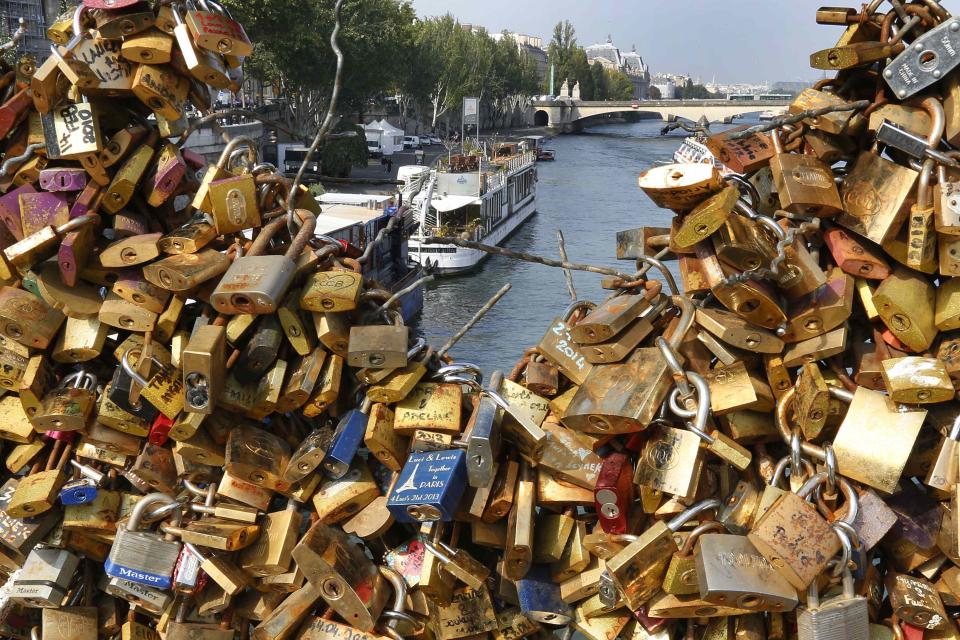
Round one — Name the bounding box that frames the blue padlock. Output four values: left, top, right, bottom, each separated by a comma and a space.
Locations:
517, 564, 573, 625
322, 400, 371, 479
60, 478, 98, 506
387, 449, 467, 523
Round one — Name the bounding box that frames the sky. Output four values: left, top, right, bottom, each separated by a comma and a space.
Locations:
408, 0, 842, 84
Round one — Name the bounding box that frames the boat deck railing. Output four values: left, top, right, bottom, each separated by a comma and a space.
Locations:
491, 151, 536, 174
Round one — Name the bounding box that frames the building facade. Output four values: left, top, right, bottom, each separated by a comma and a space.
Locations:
492, 31, 548, 84
583, 37, 651, 99
651, 75, 677, 100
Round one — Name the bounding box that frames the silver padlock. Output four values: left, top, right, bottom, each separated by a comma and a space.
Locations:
11, 547, 80, 607
104, 492, 182, 590
797, 543, 868, 640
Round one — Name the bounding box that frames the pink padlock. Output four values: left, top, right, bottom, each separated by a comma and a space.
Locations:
17, 191, 68, 238
39, 168, 88, 193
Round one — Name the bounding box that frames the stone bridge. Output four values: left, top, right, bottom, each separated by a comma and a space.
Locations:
531, 99, 791, 132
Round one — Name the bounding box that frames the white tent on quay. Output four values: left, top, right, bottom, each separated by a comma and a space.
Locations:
364, 120, 403, 156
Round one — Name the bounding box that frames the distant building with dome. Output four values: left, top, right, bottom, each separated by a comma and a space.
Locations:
583, 36, 652, 99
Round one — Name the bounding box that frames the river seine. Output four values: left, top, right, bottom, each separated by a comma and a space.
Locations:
417, 118, 696, 374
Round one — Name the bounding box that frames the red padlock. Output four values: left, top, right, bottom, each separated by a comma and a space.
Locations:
902, 623, 925, 640
822, 226, 890, 281
633, 606, 669, 634
594, 451, 633, 534
149, 413, 175, 446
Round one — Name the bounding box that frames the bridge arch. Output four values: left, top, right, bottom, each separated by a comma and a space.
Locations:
530, 99, 790, 133
534, 110, 549, 126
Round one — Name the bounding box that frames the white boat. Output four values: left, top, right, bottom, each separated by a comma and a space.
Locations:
406, 141, 538, 275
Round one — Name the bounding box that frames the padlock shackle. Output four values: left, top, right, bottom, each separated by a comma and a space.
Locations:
120, 349, 150, 388
678, 521, 725, 555
667, 498, 721, 532
127, 492, 179, 531
734, 199, 785, 241
920, 96, 946, 148
445, 374, 482, 391
829, 525, 853, 579
215, 136, 258, 170
378, 564, 408, 614
68, 459, 103, 484
949, 414, 960, 441
56, 213, 98, 237
683, 372, 712, 440
378, 566, 422, 636
634, 255, 678, 295
795, 471, 829, 499
63, 4, 89, 52
917, 158, 936, 208
771, 455, 815, 488
182, 479, 208, 499
725, 174, 762, 210
562, 300, 596, 323
433, 363, 482, 383
485, 370, 504, 393
246, 216, 285, 258
406, 338, 428, 360
665, 295, 695, 351
770, 128, 784, 155
421, 539, 452, 565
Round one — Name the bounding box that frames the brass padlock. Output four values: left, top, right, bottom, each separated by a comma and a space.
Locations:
662, 521, 724, 595
563, 295, 694, 433
748, 474, 848, 590
131, 64, 189, 120
604, 499, 720, 609
301, 269, 363, 313
831, 385, 927, 494
32, 369, 98, 432
838, 148, 918, 245
6, 440, 71, 518
348, 315, 409, 370
180, 324, 226, 415
211, 211, 316, 315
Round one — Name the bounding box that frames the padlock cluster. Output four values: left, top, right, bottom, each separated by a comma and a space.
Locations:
17, 1, 960, 640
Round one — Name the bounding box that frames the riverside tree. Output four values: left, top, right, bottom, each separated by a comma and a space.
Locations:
225, 1, 539, 137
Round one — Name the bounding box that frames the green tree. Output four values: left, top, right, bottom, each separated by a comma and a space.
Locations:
679, 78, 716, 99
221, 0, 416, 137
606, 70, 635, 100
546, 20, 578, 92
415, 15, 472, 131
321, 123, 368, 177
591, 62, 607, 101
570, 48, 592, 99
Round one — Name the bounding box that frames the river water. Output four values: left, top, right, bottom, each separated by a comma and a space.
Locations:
417, 118, 693, 374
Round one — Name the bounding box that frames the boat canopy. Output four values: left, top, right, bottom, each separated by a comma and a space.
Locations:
431, 194, 479, 212
317, 193, 395, 208
314, 204, 392, 236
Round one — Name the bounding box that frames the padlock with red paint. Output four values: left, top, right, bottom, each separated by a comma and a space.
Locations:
594, 451, 634, 534
149, 413, 175, 446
